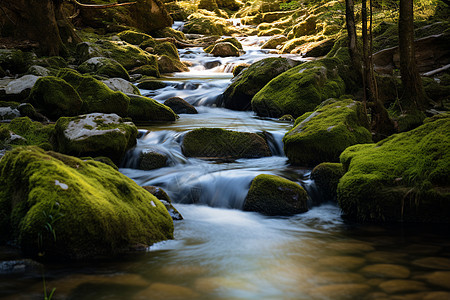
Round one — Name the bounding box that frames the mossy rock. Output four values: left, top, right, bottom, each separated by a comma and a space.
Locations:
102, 78, 141, 96
139, 150, 168, 170
222, 57, 297, 111
127, 94, 177, 122
183, 14, 230, 36
209, 42, 240, 57
0, 146, 173, 259
142, 186, 183, 221
182, 128, 271, 159
283, 99, 372, 166
27, 65, 51, 77
204, 37, 243, 53
78, 57, 130, 81
58, 69, 130, 117
337, 114, 450, 223
0, 117, 55, 150
2, 74, 40, 102
152, 27, 186, 41
0, 106, 20, 121
258, 28, 284, 37
164, 97, 197, 114
35, 56, 68, 69
130, 64, 161, 77
252, 57, 347, 118
289, 15, 318, 38
137, 80, 167, 90
243, 174, 308, 216
310, 162, 344, 203
117, 30, 153, 45
153, 42, 188, 73
28, 76, 83, 120
0, 49, 36, 74
54, 113, 138, 163
198, 0, 219, 11
261, 35, 288, 49
76, 41, 159, 71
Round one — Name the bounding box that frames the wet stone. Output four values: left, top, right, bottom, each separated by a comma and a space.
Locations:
315, 271, 365, 284
317, 256, 366, 270
403, 244, 442, 255
360, 264, 411, 279
421, 271, 450, 289
133, 283, 199, 300
412, 257, 450, 270
365, 251, 408, 264
389, 292, 431, 300
327, 242, 375, 254
379, 279, 428, 294
423, 291, 450, 300
308, 283, 371, 300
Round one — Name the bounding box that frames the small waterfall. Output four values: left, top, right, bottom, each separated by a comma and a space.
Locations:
301, 174, 323, 208
264, 131, 285, 156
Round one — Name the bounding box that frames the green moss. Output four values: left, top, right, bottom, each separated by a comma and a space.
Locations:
0, 146, 173, 259
127, 95, 177, 122
258, 28, 284, 36
152, 27, 186, 41
0, 49, 35, 74
232, 63, 250, 77
28, 76, 83, 120
182, 128, 271, 159
117, 30, 153, 45
283, 99, 372, 166
204, 37, 243, 53
337, 114, 450, 223
130, 65, 161, 77
310, 162, 344, 202
183, 14, 231, 35
252, 57, 347, 118
58, 69, 130, 117
222, 57, 296, 111
139, 38, 157, 50
78, 57, 130, 81
243, 174, 308, 216
137, 80, 167, 90
54, 113, 138, 163
35, 56, 68, 69
0, 117, 55, 148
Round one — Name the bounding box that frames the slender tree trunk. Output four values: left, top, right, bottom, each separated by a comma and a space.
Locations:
399, 0, 427, 111
345, 0, 358, 63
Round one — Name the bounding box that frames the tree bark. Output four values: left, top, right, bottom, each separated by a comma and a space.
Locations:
345, 0, 359, 67
1, 0, 81, 56
399, 0, 427, 111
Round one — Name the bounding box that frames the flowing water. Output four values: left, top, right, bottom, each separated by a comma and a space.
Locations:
1, 30, 450, 300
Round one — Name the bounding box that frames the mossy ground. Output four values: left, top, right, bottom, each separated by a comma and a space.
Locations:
243, 174, 308, 216
182, 128, 271, 159
0, 117, 55, 149
0, 146, 173, 260
338, 114, 450, 223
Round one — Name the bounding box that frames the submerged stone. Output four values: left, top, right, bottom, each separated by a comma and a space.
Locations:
243, 174, 308, 216
360, 264, 411, 279
164, 97, 198, 114
0, 146, 173, 260
310, 162, 344, 203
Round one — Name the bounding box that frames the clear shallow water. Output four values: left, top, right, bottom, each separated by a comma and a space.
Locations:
2, 29, 450, 300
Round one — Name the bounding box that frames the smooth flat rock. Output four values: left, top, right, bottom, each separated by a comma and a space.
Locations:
360, 264, 411, 279
412, 257, 450, 270
379, 279, 428, 294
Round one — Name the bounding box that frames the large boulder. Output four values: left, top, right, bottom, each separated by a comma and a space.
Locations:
310, 162, 345, 203
0, 117, 55, 149
221, 57, 297, 111
102, 78, 141, 95
54, 113, 138, 163
338, 114, 450, 223
1, 75, 40, 102
0, 146, 173, 260
182, 128, 271, 159
27, 76, 83, 119
261, 35, 288, 49
243, 174, 308, 216
78, 57, 130, 81
117, 30, 153, 45
283, 99, 372, 166
58, 69, 130, 117
0, 49, 36, 74
252, 57, 347, 118
154, 42, 188, 73
127, 94, 178, 122
209, 42, 240, 57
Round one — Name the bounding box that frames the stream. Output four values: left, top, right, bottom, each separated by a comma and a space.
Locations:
1, 31, 450, 300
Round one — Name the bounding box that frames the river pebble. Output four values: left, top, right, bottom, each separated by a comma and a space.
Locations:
420, 271, 450, 289
314, 271, 365, 284
327, 242, 375, 254
317, 256, 366, 270
308, 283, 371, 299
379, 279, 428, 294
360, 264, 411, 279
134, 283, 199, 300
412, 257, 450, 270
365, 251, 408, 264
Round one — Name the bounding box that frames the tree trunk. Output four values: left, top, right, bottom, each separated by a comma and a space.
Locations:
1, 0, 81, 56
345, 0, 359, 68
399, 0, 427, 111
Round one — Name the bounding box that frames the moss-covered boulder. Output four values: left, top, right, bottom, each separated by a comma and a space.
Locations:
102, 78, 141, 96
76, 41, 160, 71
78, 57, 130, 81
289, 15, 318, 38
139, 150, 168, 170
117, 30, 153, 45
204, 37, 243, 53
0, 146, 173, 260
222, 57, 297, 111
152, 27, 186, 41
154, 42, 188, 73
283, 99, 372, 166
137, 80, 167, 90
127, 94, 177, 122
54, 113, 138, 163
0, 49, 36, 74
337, 114, 450, 223
130, 64, 161, 77
27, 65, 51, 77
310, 162, 344, 203
252, 57, 347, 118
183, 14, 231, 36
164, 97, 198, 114
0, 117, 54, 149
198, 0, 219, 11
243, 174, 308, 216
142, 186, 183, 221
182, 128, 271, 159
209, 42, 240, 57
27, 76, 83, 120
58, 69, 130, 117
1, 75, 40, 102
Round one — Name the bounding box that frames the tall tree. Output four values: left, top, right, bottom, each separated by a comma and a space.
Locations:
399, 0, 427, 111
